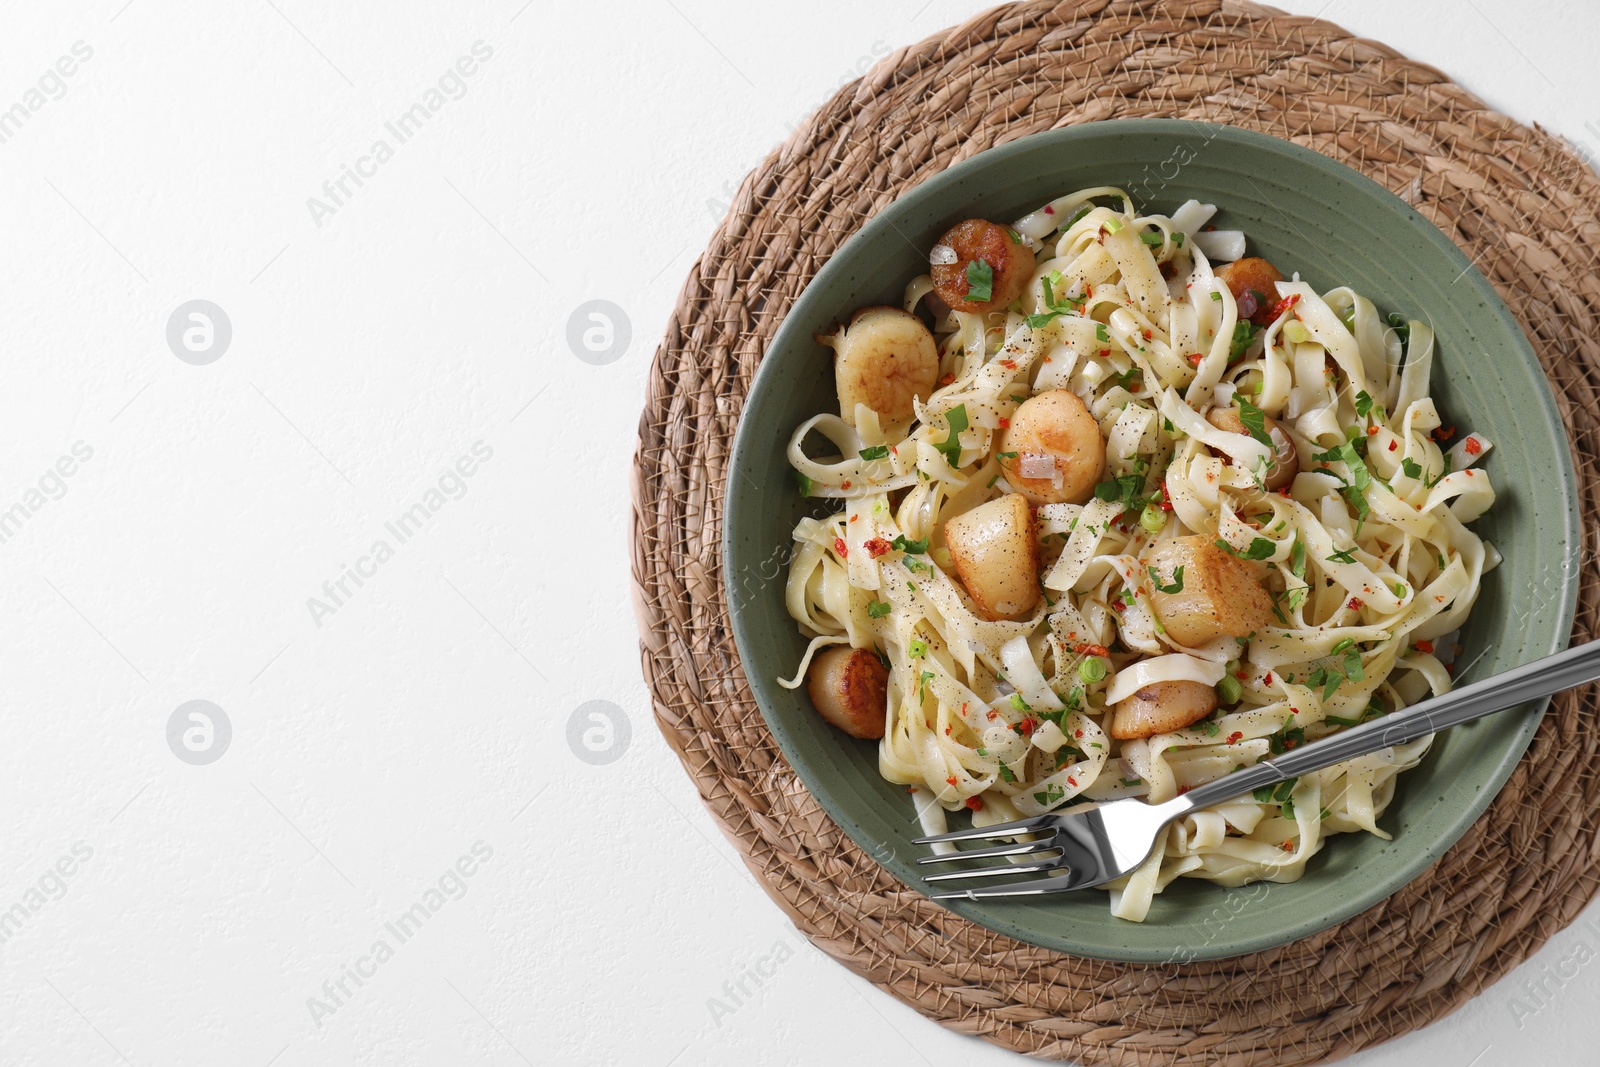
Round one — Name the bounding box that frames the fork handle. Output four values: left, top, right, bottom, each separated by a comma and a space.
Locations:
1176, 637, 1600, 813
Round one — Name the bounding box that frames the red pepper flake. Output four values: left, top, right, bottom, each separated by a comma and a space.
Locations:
1074, 643, 1110, 657
1289, 707, 1298, 716
1067, 776, 1078, 787
1084, 284, 1093, 297
945, 775, 959, 787
1178, 784, 1192, 795
986, 710, 1000, 721
1388, 440, 1398, 452
1225, 731, 1244, 745
1263, 672, 1274, 686
1041, 355, 1053, 363
1111, 599, 1126, 613
1099, 348, 1112, 357
864, 537, 892, 558
1269, 293, 1302, 319
1433, 425, 1456, 442
1445, 663, 1455, 675
908, 787, 918, 793
1414, 640, 1435, 654
1142, 329, 1153, 341
1347, 597, 1363, 610
938, 372, 955, 386
999, 359, 1017, 369
1187, 352, 1204, 366
1074, 728, 1084, 739
834, 537, 848, 558
1464, 437, 1482, 455
1280, 841, 1295, 853
841, 480, 852, 490
1277, 487, 1292, 498
998, 417, 1010, 429
1043, 205, 1055, 215
848, 514, 858, 523
961, 702, 969, 716
1019, 717, 1037, 736
1234, 671, 1248, 680
1366, 426, 1379, 436
965, 796, 984, 810
943, 725, 951, 735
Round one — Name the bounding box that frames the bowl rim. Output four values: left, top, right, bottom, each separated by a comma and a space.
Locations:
721, 118, 1579, 961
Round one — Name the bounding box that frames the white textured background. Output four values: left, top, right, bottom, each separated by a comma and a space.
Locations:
0, 1, 1596, 1064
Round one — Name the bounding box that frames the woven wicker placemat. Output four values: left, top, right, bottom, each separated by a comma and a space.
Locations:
631, 1, 1600, 1061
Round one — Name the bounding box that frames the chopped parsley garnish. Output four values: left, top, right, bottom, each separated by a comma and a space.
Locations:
1094, 473, 1154, 510
1025, 273, 1085, 328
1236, 396, 1274, 448
1400, 457, 1423, 479
1139, 230, 1164, 247
1033, 783, 1066, 806
1108, 366, 1142, 390
965, 259, 994, 302
1254, 778, 1298, 803
934, 404, 969, 468
908, 637, 927, 658
891, 534, 929, 554
1095, 323, 1111, 343
1326, 547, 1357, 564
1354, 390, 1375, 418
1064, 204, 1093, 229
867, 599, 891, 618
858, 444, 890, 461
1214, 536, 1276, 561
1148, 564, 1185, 594
1210, 291, 1222, 302
1268, 726, 1306, 755
875, 646, 891, 670
919, 670, 934, 699
997, 763, 1017, 783
1311, 439, 1373, 530
1229, 320, 1258, 361
1290, 538, 1306, 579
793, 469, 815, 497
1008, 693, 1031, 712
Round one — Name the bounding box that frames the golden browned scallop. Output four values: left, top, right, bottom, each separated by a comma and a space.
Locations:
1108, 680, 1219, 740
806, 646, 888, 739
1145, 536, 1276, 646
929, 219, 1034, 314
819, 306, 941, 426
999, 390, 1106, 505
1216, 257, 1285, 327
943, 494, 1040, 621
1206, 404, 1299, 490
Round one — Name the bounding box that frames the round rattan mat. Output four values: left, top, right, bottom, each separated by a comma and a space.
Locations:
630, 1, 1600, 1061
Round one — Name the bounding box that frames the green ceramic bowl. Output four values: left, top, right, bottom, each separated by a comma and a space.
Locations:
723, 120, 1578, 961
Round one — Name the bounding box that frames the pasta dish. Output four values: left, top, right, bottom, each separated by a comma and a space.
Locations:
777, 188, 1497, 920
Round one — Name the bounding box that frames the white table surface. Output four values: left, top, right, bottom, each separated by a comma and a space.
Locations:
1, 1, 1596, 1064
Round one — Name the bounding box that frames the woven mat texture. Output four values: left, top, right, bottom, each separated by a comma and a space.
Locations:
630, 1, 1600, 1061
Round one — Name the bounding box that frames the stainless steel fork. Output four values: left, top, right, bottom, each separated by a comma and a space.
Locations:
915, 638, 1600, 900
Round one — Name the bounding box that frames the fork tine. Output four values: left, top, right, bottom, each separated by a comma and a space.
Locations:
923, 861, 1060, 883
912, 814, 1054, 844
929, 871, 1091, 899
916, 838, 1058, 864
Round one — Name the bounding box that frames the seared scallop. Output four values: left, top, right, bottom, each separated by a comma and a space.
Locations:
806, 646, 888, 739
